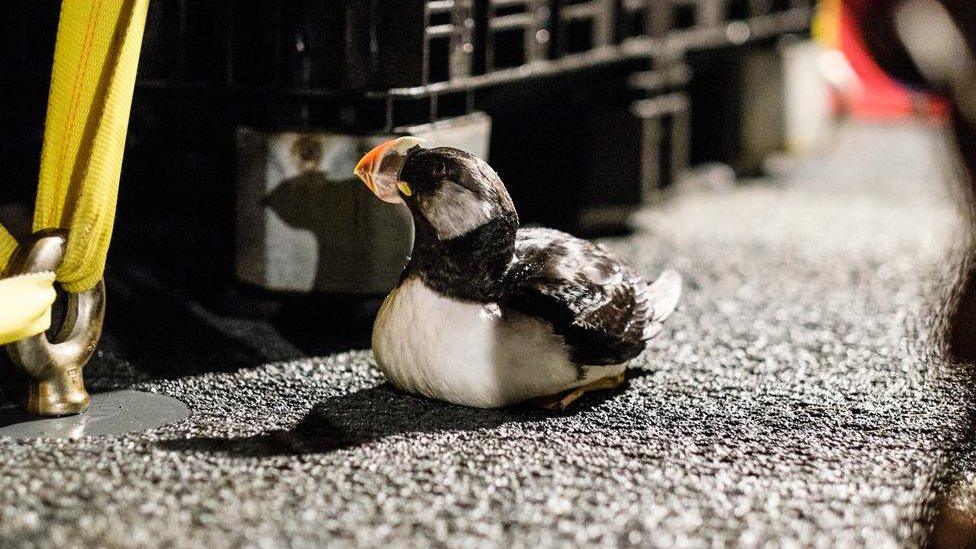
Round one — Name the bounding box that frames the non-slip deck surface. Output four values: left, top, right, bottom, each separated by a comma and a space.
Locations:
0, 122, 972, 547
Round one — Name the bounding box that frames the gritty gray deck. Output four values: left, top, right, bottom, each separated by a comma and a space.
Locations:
0, 122, 972, 547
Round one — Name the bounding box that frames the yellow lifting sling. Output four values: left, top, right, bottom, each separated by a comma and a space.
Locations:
0, 0, 148, 414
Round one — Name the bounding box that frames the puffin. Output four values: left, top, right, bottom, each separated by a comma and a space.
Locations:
353, 137, 681, 410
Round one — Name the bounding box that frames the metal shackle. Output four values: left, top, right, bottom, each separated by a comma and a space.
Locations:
4, 229, 105, 416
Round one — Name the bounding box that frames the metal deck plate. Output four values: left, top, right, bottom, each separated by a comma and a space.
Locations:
0, 390, 189, 440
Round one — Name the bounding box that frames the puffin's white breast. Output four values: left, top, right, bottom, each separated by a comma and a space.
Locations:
372, 278, 615, 407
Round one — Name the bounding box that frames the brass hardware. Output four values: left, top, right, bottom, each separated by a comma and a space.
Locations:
4, 229, 105, 416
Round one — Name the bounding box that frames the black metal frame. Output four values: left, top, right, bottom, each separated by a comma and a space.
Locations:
0, 1, 815, 297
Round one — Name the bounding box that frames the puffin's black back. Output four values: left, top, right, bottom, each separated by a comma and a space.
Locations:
503, 227, 653, 366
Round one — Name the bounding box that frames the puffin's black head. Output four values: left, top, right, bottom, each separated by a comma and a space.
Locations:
354, 137, 516, 241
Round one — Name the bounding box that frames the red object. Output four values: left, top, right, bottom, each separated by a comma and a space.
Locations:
839, 1, 949, 119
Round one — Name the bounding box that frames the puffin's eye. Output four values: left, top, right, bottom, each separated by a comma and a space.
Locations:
431, 162, 447, 179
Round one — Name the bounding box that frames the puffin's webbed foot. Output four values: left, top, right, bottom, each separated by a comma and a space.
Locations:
529, 372, 626, 412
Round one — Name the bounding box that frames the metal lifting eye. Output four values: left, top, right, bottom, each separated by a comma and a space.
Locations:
4, 229, 104, 416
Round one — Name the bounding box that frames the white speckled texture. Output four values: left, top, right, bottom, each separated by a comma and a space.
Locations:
0, 122, 972, 547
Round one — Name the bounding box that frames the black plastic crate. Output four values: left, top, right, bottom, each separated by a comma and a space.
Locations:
140, 0, 478, 91
478, 0, 552, 72
614, 0, 672, 43
425, 0, 478, 83
552, 0, 615, 56
686, 41, 786, 174
135, 0, 813, 108
475, 56, 687, 233
665, 0, 726, 30
725, 0, 807, 19
631, 93, 690, 195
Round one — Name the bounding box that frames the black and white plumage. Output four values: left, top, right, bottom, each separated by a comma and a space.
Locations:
506, 227, 679, 366
354, 137, 681, 409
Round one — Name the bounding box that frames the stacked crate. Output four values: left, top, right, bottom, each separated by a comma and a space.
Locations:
615, 0, 670, 42
133, 0, 812, 131
629, 60, 692, 196
482, 0, 552, 71
425, 0, 477, 83
0, 0, 816, 295
552, 0, 615, 56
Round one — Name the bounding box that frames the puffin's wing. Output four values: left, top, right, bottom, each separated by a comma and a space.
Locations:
503, 228, 681, 365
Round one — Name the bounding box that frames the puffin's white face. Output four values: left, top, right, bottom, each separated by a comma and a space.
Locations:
410, 169, 502, 241
355, 139, 515, 241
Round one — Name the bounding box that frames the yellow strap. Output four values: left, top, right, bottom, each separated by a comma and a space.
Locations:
0, 272, 57, 346
33, 0, 148, 293
0, 0, 147, 345
0, 226, 17, 274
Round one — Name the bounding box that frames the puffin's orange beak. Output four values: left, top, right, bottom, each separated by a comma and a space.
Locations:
354, 140, 392, 196
354, 136, 425, 203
